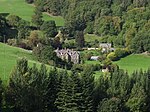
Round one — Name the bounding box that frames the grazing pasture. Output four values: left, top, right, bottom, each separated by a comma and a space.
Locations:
114, 54, 150, 74
0, 0, 64, 26
0, 43, 54, 84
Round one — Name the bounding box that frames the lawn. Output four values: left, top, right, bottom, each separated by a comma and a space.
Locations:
84, 60, 100, 65
114, 54, 150, 74
81, 50, 102, 56
0, 0, 64, 26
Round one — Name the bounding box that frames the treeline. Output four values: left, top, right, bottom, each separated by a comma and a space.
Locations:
25, 0, 150, 53
0, 58, 149, 111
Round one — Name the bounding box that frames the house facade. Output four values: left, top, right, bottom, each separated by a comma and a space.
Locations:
55, 49, 80, 64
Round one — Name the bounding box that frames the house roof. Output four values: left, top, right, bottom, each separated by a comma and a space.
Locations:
99, 43, 111, 48
90, 56, 99, 60
55, 49, 80, 56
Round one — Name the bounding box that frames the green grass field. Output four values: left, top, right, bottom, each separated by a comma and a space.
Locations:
0, 43, 56, 84
0, 0, 64, 26
114, 54, 150, 74
81, 50, 102, 56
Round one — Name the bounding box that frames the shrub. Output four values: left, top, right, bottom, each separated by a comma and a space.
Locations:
84, 52, 92, 60
107, 52, 118, 61
93, 64, 102, 71
71, 64, 84, 72
7, 15, 21, 27
17, 39, 31, 50
28, 31, 40, 49
115, 48, 130, 59
7, 39, 17, 46
98, 54, 107, 62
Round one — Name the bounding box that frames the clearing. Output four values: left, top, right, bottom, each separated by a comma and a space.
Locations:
0, 0, 64, 26
0, 43, 54, 84
114, 54, 150, 74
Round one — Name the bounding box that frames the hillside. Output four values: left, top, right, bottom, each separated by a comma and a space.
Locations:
0, 0, 64, 26
114, 54, 150, 74
38, 0, 150, 53
0, 42, 50, 83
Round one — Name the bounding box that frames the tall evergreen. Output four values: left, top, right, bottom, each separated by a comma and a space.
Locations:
46, 68, 59, 112
80, 65, 94, 112
55, 70, 82, 112
93, 75, 109, 111
40, 20, 57, 38
32, 0, 43, 29
6, 58, 49, 112
70, 72, 83, 112
75, 31, 85, 49
97, 97, 122, 112
107, 70, 131, 100
126, 70, 148, 112
55, 71, 69, 112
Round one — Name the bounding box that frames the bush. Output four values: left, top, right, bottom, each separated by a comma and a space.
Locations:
17, 39, 31, 50
92, 64, 102, 71
71, 64, 84, 72
98, 54, 107, 62
62, 41, 76, 49
28, 31, 40, 49
107, 52, 118, 61
84, 52, 92, 60
7, 15, 21, 27
115, 48, 130, 59
7, 39, 17, 46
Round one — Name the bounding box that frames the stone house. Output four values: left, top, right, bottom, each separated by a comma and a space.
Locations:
55, 49, 80, 64
99, 43, 115, 53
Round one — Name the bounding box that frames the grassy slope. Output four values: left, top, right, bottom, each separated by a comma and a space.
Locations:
114, 54, 150, 74
0, 0, 64, 26
0, 43, 53, 83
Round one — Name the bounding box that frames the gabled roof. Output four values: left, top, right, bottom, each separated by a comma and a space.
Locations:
99, 43, 111, 48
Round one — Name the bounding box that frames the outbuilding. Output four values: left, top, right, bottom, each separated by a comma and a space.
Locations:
90, 56, 99, 61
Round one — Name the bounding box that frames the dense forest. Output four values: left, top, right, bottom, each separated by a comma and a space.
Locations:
0, 58, 148, 112
25, 0, 150, 53
0, 0, 150, 111
0, 0, 150, 53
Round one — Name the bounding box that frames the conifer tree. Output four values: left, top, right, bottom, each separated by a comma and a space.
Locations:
146, 68, 150, 112
126, 70, 148, 112
97, 97, 122, 112
70, 72, 83, 112
55, 71, 69, 112
107, 70, 131, 99
126, 83, 147, 112
32, 0, 43, 29
80, 65, 94, 112
55, 70, 81, 112
6, 58, 49, 112
75, 31, 85, 49
46, 68, 59, 112
93, 75, 109, 111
